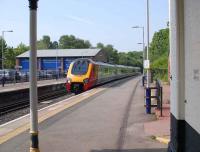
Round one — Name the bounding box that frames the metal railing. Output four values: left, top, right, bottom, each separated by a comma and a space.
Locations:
145, 79, 163, 116
0, 69, 67, 87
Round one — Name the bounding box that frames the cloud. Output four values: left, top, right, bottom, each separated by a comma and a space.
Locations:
65, 15, 94, 25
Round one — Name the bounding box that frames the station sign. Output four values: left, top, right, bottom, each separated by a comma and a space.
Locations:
144, 60, 150, 69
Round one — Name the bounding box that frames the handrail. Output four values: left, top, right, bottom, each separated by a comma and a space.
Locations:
144, 79, 163, 116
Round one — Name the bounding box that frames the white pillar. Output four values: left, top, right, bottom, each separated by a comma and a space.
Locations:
169, 0, 200, 151
170, 0, 185, 121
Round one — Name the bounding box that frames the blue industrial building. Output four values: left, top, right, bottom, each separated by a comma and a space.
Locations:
16, 49, 107, 72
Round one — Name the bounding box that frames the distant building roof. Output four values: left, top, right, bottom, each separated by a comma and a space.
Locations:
17, 48, 102, 58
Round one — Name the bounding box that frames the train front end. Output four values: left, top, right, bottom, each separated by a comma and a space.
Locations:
66, 59, 96, 94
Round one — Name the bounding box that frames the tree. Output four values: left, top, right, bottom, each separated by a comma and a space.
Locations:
4, 47, 15, 69
74, 39, 85, 48
37, 35, 52, 49
0, 37, 7, 69
51, 41, 59, 49
59, 35, 75, 49
84, 40, 91, 48
96, 42, 104, 49
15, 43, 29, 56
97, 44, 119, 64
118, 51, 143, 67
149, 27, 169, 81
150, 28, 169, 61
59, 35, 91, 49
118, 52, 127, 65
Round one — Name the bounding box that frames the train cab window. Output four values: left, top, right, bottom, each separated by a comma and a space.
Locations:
72, 60, 89, 75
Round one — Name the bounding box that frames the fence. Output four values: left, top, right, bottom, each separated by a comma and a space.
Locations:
0, 69, 67, 87
145, 79, 163, 116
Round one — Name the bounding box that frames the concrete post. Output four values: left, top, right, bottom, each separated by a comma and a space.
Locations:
28, 0, 40, 152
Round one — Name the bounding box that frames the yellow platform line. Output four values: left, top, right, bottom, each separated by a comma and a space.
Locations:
0, 87, 105, 144
155, 136, 170, 144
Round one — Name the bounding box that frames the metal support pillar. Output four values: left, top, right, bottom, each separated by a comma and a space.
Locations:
28, 0, 40, 152
142, 27, 145, 76
146, 87, 151, 114
145, 0, 151, 114
1, 32, 4, 70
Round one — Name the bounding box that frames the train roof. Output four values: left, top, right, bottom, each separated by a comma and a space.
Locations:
72, 58, 140, 69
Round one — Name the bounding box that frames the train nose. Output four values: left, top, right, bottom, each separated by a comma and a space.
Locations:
71, 83, 84, 94
66, 83, 71, 92
66, 77, 72, 92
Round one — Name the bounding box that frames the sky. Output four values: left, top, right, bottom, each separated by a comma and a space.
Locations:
0, 0, 169, 52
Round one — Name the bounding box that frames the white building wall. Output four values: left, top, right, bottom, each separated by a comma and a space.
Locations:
170, 0, 185, 120
184, 0, 200, 133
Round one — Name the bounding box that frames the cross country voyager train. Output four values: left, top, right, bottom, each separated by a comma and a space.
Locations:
66, 58, 140, 94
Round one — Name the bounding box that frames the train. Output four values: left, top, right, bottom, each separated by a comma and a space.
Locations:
66, 58, 141, 94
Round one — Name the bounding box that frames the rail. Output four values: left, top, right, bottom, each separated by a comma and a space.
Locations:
0, 89, 68, 115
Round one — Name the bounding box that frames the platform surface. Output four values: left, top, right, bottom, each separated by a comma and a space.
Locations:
0, 77, 167, 152
0, 78, 66, 93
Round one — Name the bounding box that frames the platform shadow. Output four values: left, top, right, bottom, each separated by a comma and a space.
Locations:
91, 148, 167, 152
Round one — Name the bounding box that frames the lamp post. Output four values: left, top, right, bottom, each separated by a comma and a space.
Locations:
28, 0, 40, 152
137, 42, 145, 74
146, 0, 150, 88
145, 0, 151, 114
132, 26, 145, 75
1, 30, 13, 69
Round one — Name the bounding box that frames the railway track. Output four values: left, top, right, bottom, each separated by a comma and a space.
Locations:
0, 89, 68, 115
0, 75, 139, 116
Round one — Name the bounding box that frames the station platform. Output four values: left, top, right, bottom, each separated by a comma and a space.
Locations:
0, 79, 66, 93
0, 77, 168, 152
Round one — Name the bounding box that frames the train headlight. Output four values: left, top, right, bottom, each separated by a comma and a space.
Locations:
83, 78, 89, 84
66, 78, 72, 84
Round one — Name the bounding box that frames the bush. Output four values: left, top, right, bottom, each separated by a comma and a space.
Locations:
151, 52, 168, 82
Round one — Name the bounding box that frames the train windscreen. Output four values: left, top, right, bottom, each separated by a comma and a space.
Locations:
72, 60, 89, 75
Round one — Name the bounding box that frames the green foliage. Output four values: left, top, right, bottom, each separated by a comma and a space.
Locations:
96, 43, 104, 49
14, 43, 29, 56
118, 51, 143, 68
51, 41, 59, 49
96, 43, 119, 64
149, 28, 169, 81
151, 52, 168, 69
59, 35, 91, 49
0, 37, 7, 68
96, 42, 143, 67
150, 28, 169, 62
37, 35, 52, 49
4, 47, 16, 69
1, 43, 29, 69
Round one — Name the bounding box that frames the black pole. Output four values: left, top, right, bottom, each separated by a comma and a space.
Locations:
29, 0, 38, 10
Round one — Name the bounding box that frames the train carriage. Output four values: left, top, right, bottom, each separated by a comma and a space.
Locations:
66, 58, 140, 94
